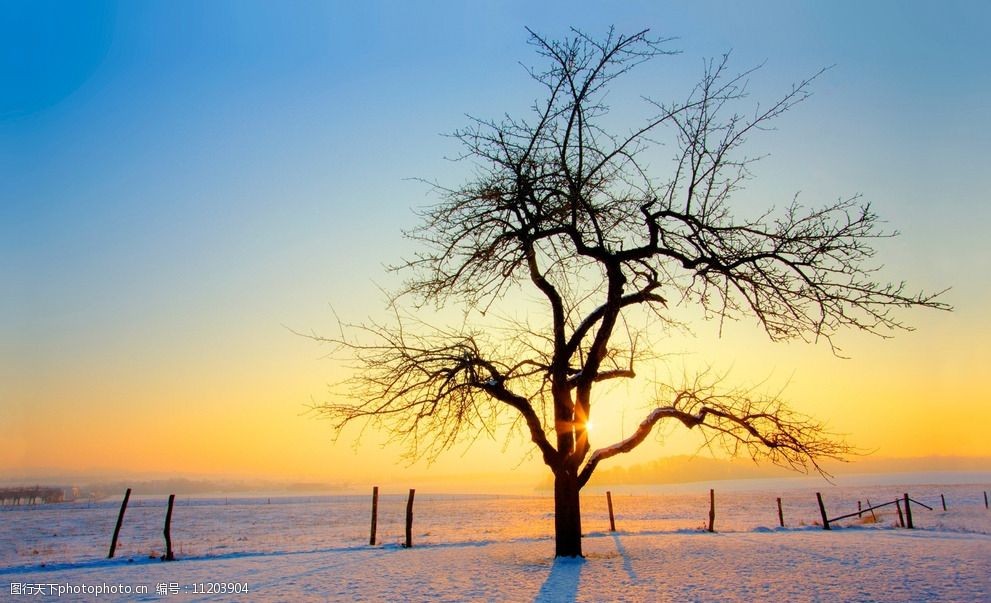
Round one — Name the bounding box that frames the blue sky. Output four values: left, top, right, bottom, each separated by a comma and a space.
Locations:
2, 1, 989, 483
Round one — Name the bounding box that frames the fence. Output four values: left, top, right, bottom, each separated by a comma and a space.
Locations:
598, 488, 984, 533
816, 492, 934, 530
11, 487, 987, 559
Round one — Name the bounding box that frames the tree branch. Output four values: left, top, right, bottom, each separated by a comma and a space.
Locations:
308, 27, 946, 495
577, 379, 851, 489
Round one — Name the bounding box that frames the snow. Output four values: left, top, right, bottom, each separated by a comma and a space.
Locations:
2, 476, 989, 601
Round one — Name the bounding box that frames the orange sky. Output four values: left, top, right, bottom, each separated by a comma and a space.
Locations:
4, 300, 987, 491
4, 3, 990, 490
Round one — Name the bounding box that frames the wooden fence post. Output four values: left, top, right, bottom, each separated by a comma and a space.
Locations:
895, 499, 905, 527
940, 494, 946, 512
707, 489, 715, 533
369, 486, 379, 546
903, 493, 913, 529
163, 494, 176, 561
816, 492, 830, 530
776, 497, 784, 528
108, 488, 131, 559
865, 498, 877, 522
606, 491, 616, 532
404, 488, 415, 548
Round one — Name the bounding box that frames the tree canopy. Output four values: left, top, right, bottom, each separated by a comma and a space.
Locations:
311, 27, 947, 557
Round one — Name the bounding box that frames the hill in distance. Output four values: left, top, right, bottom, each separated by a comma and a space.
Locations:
580, 454, 991, 488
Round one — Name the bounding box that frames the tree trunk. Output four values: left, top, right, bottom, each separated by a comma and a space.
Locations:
554, 467, 583, 557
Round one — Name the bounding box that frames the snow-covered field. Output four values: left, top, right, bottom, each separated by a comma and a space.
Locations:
2, 475, 989, 601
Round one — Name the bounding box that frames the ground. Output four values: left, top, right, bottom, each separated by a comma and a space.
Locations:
3, 527, 989, 602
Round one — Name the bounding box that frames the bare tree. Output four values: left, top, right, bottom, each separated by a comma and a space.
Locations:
312, 28, 947, 557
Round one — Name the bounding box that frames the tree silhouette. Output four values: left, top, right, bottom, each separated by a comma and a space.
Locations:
313, 28, 947, 557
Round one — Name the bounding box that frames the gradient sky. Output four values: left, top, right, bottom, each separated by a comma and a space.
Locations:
3, 1, 989, 490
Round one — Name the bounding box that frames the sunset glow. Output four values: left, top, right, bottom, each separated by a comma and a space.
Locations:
3, 1, 990, 493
